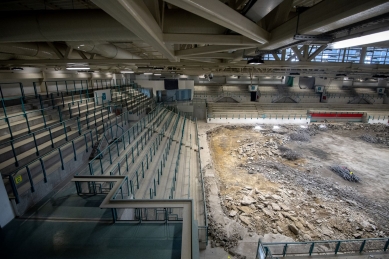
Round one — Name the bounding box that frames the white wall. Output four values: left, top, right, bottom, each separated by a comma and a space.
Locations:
0, 179, 14, 228
207, 117, 310, 125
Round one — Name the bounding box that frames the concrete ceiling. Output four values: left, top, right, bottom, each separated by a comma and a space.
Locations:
0, 0, 389, 76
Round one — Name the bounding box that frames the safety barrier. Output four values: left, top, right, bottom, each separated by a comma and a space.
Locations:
257, 238, 389, 258
368, 115, 389, 125
195, 118, 208, 247
86, 106, 163, 176
207, 113, 310, 125
309, 111, 364, 122
2, 107, 131, 203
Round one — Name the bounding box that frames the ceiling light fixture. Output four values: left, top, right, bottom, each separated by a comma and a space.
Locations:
247, 56, 264, 65
144, 72, 153, 75
154, 73, 161, 76
66, 67, 90, 70
329, 30, 389, 49
121, 71, 134, 74
11, 67, 23, 71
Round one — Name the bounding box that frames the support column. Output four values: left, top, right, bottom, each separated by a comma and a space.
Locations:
359, 47, 367, 64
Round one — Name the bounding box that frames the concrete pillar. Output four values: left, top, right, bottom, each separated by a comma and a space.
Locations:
0, 179, 15, 228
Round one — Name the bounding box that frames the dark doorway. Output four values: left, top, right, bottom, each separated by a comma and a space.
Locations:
251, 92, 257, 101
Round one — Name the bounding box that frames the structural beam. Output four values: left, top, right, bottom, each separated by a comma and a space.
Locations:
163, 0, 269, 44
261, 0, 389, 50
261, 0, 293, 31
307, 45, 327, 61
291, 46, 304, 61
163, 34, 259, 46
46, 42, 64, 59
175, 45, 251, 57
2, 59, 389, 72
92, 0, 176, 61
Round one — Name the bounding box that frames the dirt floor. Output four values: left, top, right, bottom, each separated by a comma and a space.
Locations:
206, 123, 389, 250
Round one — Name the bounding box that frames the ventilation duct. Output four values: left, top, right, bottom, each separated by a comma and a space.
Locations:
66, 42, 141, 59
0, 43, 79, 60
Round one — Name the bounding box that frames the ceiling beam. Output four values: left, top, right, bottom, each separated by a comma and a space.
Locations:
307, 45, 327, 61
46, 42, 64, 59
163, 34, 259, 46
175, 45, 251, 57
291, 46, 304, 61
261, 0, 389, 50
2, 59, 389, 72
92, 0, 176, 61
180, 53, 236, 59
261, 0, 293, 31
163, 0, 269, 44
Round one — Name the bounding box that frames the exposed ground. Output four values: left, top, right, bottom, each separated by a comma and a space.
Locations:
204, 123, 389, 256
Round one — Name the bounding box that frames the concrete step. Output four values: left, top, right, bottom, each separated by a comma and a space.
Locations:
0, 111, 115, 175
0, 114, 53, 136
4, 129, 97, 204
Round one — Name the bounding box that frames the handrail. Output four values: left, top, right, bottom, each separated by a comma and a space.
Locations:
87, 105, 162, 175
259, 237, 389, 258
195, 118, 208, 246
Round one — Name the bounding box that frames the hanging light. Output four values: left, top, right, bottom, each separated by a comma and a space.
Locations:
247, 56, 264, 65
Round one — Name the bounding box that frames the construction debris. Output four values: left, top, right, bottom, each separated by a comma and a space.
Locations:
330, 165, 361, 182
289, 131, 310, 142
360, 134, 378, 143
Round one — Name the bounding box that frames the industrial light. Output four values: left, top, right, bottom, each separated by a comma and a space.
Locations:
247, 57, 264, 65
144, 72, 153, 75
121, 71, 134, 74
11, 67, 23, 71
329, 30, 389, 49
154, 73, 161, 76
66, 67, 90, 70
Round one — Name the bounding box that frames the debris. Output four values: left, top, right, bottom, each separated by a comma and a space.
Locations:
360, 134, 378, 143
229, 210, 237, 217
290, 131, 310, 142
288, 224, 299, 235
241, 196, 256, 206
330, 165, 361, 182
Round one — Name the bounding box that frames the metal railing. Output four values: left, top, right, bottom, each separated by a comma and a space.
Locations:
86, 106, 163, 176
195, 118, 208, 246
257, 238, 389, 258
207, 113, 308, 120
2, 107, 131, 203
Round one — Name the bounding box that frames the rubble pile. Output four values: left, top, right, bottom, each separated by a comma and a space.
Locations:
360, 134, 377, 143
206, 123, 389, 252
330, 165, 361, 182
289, 131, 310, 142
279, 146, 302, 161
220, 153, 388, 240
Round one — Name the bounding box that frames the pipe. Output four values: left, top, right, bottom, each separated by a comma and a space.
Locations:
0, 43, 81, 60
0, 43, 57, 59
66, 42, 141, 59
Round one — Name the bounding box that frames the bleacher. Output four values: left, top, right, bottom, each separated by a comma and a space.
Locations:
0, 81, 154, 213
75, 105, 207, 247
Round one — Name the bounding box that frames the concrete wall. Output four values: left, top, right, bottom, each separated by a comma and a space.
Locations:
0, 178, 15, 228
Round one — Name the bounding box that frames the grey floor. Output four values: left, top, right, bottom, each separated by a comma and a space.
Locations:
0, 182, 182, 259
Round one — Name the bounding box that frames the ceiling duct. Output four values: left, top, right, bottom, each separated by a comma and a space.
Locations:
0, 43, 80, 60
66, 42, 142, 59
